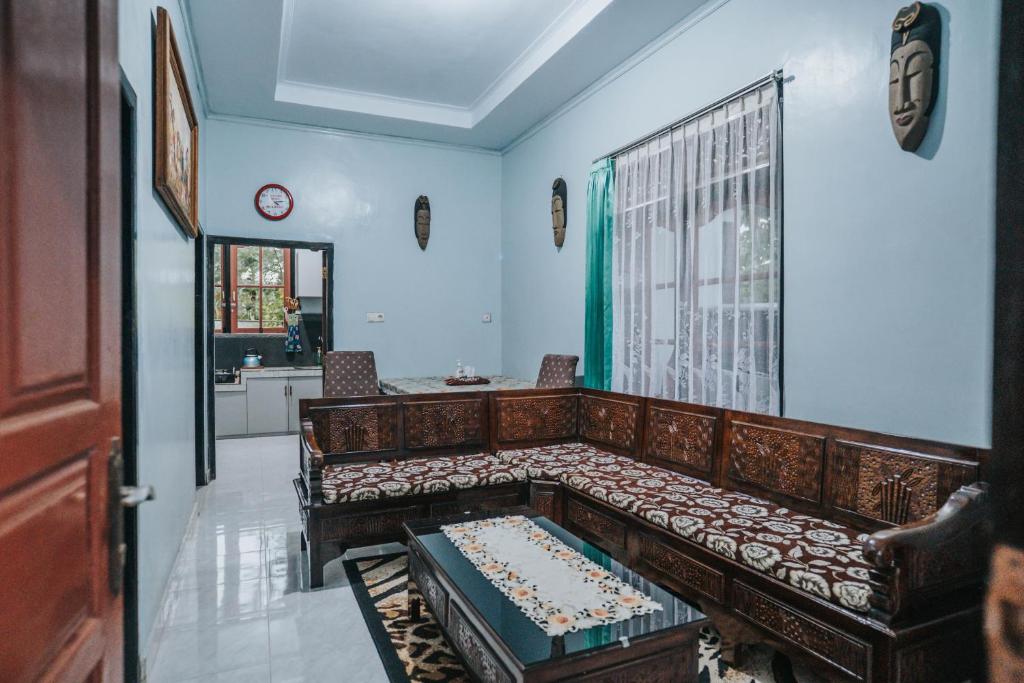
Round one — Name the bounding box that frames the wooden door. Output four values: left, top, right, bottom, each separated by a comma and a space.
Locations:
0, 1, 124, 681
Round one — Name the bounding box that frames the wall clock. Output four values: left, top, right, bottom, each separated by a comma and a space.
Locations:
254, 183, 294, 221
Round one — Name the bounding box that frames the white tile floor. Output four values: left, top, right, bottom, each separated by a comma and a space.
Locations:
147, 435, 401, 683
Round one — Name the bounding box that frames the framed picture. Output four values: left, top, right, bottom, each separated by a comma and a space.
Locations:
155, 7, 200, 238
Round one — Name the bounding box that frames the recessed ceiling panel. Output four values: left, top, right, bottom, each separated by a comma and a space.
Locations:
185, 0, 715, 149
281, 0, 575, 107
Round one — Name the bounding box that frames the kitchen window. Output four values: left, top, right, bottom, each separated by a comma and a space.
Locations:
214, 244, 292, 334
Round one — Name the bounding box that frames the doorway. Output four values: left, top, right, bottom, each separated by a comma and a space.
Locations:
120, 72, 142, 683
200, 236, 334, 483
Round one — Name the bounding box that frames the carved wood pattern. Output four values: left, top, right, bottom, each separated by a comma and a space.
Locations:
319, 506, 423, 542
496, 395, 578, 442
403, 399, 484, 449
644, 406, 716, 475
732, 582, 868, 680
580, 396, 640, 451
409, 551, 448, 626
531, 492, 555, 519
448, 602, 513, 683
567, 498, 626, 548
638, 534, 724, 601
575, 651, 685, 683
312, 405, 398, 454
727, 422, 824, 503
830, 441, 978, 525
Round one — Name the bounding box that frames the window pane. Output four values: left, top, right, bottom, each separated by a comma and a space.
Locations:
237, 287, 260, 328
214, 287, 223, 324
262, 247, 284, 286
262, 288, 284, 328
213, 245, 223, 285
237, 246, 260, 285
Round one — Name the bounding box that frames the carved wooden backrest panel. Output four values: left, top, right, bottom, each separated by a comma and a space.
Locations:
726, 421, 825, 504
643, 405, 716, 477
494, 394, 578, 444
829, 440, 980, 526
310, 404, 398, 454
579, 394, 641, 453
403, 398, 485, 450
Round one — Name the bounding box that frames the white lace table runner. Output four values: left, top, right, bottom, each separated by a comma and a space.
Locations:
440, 515, 662, 636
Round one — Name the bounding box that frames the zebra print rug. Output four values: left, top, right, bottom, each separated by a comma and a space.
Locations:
343, 552, 823, 683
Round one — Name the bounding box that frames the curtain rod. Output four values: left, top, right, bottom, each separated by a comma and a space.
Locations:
593, 69, 783, 164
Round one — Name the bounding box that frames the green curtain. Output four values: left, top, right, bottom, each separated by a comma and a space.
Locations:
584, 158, 614, 390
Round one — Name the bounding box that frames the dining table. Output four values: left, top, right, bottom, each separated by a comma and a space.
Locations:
379, 375, 535, 395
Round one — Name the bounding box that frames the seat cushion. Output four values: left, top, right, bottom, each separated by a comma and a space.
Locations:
496, 443, 636, 480
563, 463, 873, 613
321, 454, 527, 504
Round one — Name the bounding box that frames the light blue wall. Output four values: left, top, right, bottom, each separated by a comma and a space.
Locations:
204, 118, 504, 377
500, 0, 998, 446
119, 0, 206, 662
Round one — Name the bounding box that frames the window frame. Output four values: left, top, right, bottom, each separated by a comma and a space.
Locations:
216, 244, 292, 334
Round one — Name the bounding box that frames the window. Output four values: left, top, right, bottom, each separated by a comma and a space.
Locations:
214, 244, 292, 334
612, 79, 781, 414
213, 243, 224, 331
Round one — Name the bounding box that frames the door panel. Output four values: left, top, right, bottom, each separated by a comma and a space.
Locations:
288, 376, 322, 432
246, 377, 289, 434
0, 0, 123, 680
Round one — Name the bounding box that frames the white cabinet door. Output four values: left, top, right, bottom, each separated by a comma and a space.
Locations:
246, 377, 289, 434
215, 391, 247, 437
288, 375, 323, 432
294, 249, 323, 298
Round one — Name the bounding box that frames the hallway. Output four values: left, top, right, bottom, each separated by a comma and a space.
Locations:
146, 436, 394, 682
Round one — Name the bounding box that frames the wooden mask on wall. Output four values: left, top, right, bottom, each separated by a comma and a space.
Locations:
551, 178, 567, 248
889, 2, 941, 151
414, 195, 430, 250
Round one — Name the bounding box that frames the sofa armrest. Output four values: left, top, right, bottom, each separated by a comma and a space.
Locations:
863, 482, 990, 623
299, 418, 324, 504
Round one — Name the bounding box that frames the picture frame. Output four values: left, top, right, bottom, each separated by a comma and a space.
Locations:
154, 7, 200, 238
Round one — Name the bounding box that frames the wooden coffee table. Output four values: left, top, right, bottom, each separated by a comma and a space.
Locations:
404, 507, 708, 682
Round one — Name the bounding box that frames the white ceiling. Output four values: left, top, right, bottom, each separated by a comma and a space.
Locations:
185, 0, 710, 149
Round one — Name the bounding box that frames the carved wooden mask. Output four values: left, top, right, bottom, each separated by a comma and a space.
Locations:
414, 195, 430, 250
889, 2, 941, 151
551, 178, 567, 248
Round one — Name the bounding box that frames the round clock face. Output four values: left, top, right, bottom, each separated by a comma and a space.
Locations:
255, 184, 293, 220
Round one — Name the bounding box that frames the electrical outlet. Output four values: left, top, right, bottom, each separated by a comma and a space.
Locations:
366, 312, 384, 323
482, 313, 492, 323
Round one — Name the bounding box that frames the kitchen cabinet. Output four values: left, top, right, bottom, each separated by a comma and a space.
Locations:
215, 391, 247, 437
246, 376, 290, 434
216, 369, 323, 437
288, 375, 323, 432
295, 249, 323, 298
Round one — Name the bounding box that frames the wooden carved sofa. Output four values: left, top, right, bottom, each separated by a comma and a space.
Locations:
295, 388, 990, 682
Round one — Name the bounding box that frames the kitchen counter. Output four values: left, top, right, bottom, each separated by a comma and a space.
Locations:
215, 366, 322, 393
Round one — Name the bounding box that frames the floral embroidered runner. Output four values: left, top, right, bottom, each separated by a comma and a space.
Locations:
440, 515, 662, 636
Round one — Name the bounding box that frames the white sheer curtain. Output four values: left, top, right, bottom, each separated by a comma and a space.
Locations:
612, 81, 781, 414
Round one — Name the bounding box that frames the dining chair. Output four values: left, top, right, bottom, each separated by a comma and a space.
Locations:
322, 351, 382, 397
535, 354, 579, 388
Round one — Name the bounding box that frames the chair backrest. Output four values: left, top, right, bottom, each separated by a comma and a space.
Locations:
535, 354, 579, 388
323, 351, 380, 397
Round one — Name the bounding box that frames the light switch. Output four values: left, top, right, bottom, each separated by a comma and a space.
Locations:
366, 312, 385, 323
482, 313, 492, 323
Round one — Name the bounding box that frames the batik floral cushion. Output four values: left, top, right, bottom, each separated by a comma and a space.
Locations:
321, 454, 527, 504
497, 443, 637, 480
562, 461, 873, 613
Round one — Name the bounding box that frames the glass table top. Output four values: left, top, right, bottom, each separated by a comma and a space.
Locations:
414, 514, 706, 666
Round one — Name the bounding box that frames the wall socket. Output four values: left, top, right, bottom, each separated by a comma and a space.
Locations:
366, 312, 385, 323
482, 313, 492, 323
